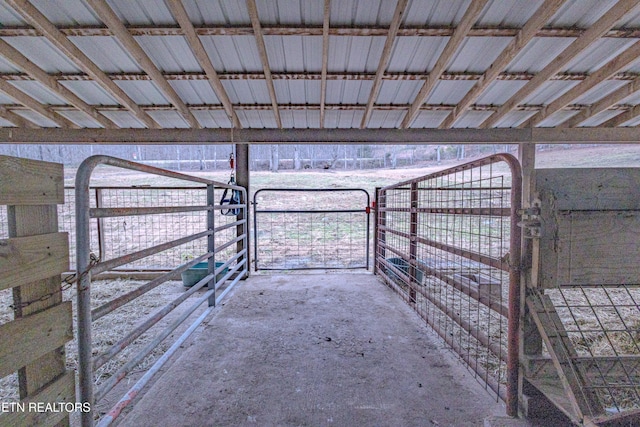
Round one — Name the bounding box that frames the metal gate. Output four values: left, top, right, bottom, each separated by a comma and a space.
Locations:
253, 188, 370, 270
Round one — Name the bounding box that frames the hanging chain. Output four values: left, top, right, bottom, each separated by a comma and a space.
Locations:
9, 252, 100, 311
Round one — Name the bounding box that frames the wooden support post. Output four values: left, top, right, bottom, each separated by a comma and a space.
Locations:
518, 143, 543, 417
235, 143, 250, 276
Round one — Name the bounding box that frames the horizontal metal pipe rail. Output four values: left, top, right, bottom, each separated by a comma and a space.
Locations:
375, 153, 522, 416
76, 155, 248, 427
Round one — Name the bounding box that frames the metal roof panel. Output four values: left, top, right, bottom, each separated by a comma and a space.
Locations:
426, 81, 477, 104
182, 0, 250, 25
493, 110, 535, 128
326, 80, 373, 104
147, 110, 190, 128
403, 0, 472, 26
255, 0, 324, 25
105, 0, 174, 25
477, 0, 546, 26
327, 36, 386, 73
506, 38, 575, 73
100, 110, 147, 128
330, 0, 396, 26
12, 110, 60, 127
572, 80, 630, 105
447, 37, 513, 73
274, 80, 320, 104
192, 110, 233, 128
579, 109, 622, 127
521, 81, 579, 105
237, 109, 279, 128
280, 109, 320, 128
548, 0, 618, 27
59, 81, 119, 105
200, 36, 263, 72
135, 36, 201, 73
4, 37, 81, 73
376, 80, 422, 105
368, 110, 405, 128
475, 80, 528, 105
324, 110, 364, 128
564, 38, 639, 73
30, 0, 100, 25
169, 80, 221, 105
57, 110, 104, 128
70, 36, 143, 73
387, 37, 448, 73
9, 81, 68, 105
222, 80, 272, 104
410, 110, 449, 128
114, 81, 168, 104
265, 36, 323, 72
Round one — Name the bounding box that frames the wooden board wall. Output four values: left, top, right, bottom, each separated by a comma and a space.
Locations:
0, 156, 73, 427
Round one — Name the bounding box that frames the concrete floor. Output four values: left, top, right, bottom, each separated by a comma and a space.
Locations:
119, 273, 506, 427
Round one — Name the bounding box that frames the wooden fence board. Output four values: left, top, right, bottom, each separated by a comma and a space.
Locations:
0, 302, 72, 379
0, 232, 69, 291
0, 156, 63, 205
0, 372, 75, 427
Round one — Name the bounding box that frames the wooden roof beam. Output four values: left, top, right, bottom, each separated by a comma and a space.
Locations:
401, 0, 489, 129
0, 78, 78, 128
165, 0, 239, 128
85, 0, 200, 128
0, 105, 39, 128
440, 0, 564, 129
599, 104, 640, 127
320, 0, 330, 128
246, 0, 282, 128
5, 0, 156, 129
480, 0, 640, 129
361, 0, 408, 128
523, 39, 640, 127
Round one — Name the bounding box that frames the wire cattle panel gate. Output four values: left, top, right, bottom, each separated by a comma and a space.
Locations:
375, 154, 522, 416
253, 188, 370, 270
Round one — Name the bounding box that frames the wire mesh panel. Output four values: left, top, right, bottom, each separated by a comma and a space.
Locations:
254, 189, 370, 270
376, 154, 522, 415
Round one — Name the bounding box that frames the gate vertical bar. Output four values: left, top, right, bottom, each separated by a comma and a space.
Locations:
76, 169, 94, 427
207, 183, 215, 306
377, 188, 386, 274
373, 187, 380, 274
408, 182, 418, 303
96, 188, 106, 261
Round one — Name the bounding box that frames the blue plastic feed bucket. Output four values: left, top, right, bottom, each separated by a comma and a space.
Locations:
181, 261, 228, 287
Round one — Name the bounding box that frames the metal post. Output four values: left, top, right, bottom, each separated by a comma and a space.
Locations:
373, 187, 381, 274
408, 182, 418, 303
207, 183, 215, 306
377, 189, 386, 275
95, 188, 106, 260
76, 170, 94, 427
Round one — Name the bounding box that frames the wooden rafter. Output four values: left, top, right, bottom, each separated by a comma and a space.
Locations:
480, 0, 640, 129
246, 0, 282, 128
0, 105, 39, 128
560, 76, 640, 127
2, 24, 640, 39
4, 0, 156, 129
84, 0, 200, 129
360, 0, 408, 128
165, 0, 240, 128
401, 0, 489, 129
0, 73, 78, 128
0, 39, 112, 129
320, 0, 330, 128
523, 39, 640, 127
439, 0, 564, 129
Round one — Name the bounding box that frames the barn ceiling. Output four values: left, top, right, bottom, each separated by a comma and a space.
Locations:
1, 0, 640, 141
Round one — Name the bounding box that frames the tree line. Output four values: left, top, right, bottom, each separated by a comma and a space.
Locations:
0, 143, 516, 171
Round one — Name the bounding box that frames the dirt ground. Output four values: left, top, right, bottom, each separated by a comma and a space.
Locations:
119, 273, 504, 427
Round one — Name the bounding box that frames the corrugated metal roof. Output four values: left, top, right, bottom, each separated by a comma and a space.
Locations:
256, 0, 324, 25
4, 37, 81, 73
57, 109, 105, 128
0, 0, 639, 131
69, 36, 143, 73
169, 80, 221, 105
200, 36, 263, 72
388, 37, 448, 73
100, 110, 148, 128
580, 109, 622, 126
13, 109, 61, 127
328, 36, 386, 73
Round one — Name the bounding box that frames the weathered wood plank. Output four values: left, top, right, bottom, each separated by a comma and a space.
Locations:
0, 156, 64, 205
8, 204, 67, 406
0, 371, 75, 427
0, 301, 72, 379
557, 211, 640, 285
0, 232, 69, 291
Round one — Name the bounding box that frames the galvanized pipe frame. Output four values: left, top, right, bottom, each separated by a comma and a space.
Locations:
75, 155, 248, 427
253, 188, 371, 271
375, 153, 522, 417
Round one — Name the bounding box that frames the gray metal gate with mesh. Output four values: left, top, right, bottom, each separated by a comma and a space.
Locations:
253, 188, 370, 270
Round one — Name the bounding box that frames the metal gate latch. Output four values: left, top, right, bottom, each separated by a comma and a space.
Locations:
517, 202, 541, 239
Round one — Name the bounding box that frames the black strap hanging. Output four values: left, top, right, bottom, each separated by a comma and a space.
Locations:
220, 153, 241, 216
